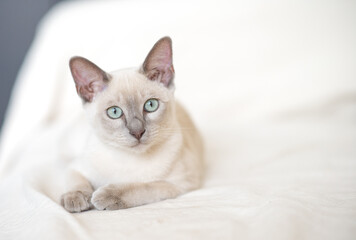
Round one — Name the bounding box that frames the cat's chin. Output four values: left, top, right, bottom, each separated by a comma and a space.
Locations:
119, 137, 150, 151
129, 141, 143, 148
126, 141, 151, 154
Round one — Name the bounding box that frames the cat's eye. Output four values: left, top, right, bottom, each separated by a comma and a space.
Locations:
144, 99, 159, 112
107, 106, 123, 119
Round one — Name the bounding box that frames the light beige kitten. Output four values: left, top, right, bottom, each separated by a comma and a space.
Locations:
61, 37, 204, 212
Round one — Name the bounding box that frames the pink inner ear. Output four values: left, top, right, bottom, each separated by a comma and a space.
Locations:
143, 37, 175, 87
70, 57, 108, 102
154, 49, 172, 71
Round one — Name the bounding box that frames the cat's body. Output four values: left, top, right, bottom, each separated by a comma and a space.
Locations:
61, 37, 204, 212
71, 84, 202, 191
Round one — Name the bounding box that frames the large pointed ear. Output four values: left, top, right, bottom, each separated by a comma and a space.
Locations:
141, 37, 174, 87
69, 56, 109, 103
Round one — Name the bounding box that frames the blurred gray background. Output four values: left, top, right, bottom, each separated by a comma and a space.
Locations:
0, 0, 63, 130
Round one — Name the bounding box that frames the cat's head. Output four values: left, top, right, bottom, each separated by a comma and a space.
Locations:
69, 37, 177, 153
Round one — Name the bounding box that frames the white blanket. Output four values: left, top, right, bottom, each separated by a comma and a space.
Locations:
0, 0, 355, 239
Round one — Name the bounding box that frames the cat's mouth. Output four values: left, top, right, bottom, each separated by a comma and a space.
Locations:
129, 139, 146, 148
126, 140, 151, 153
130, 142, 141, 147
126, 132, 149, 149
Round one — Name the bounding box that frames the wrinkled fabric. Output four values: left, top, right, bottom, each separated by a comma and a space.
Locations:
0, 0, 355, 239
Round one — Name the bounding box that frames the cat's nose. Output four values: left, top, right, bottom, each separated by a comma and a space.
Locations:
129, 129, 146, 140
127, 117, 145, 140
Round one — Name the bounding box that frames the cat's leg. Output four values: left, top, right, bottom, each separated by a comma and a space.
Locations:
91, 181, 182, 210
61, 170, 93, 213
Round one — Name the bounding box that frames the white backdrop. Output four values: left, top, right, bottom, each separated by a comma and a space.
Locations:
0, 0, 355, 239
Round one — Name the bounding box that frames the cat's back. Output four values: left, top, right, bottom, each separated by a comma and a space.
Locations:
175, 101, 203, 153
172, 101, 204, 187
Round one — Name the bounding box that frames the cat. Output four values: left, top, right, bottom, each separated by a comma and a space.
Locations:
60, 37, 204, 212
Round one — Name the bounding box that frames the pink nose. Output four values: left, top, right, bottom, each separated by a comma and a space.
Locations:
130, 129, 146, 140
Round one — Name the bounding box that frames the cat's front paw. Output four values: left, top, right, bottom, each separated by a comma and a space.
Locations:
91, 185, 127, 210
61, 191, 92, 213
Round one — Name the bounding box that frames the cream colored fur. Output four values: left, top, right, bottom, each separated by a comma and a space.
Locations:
61, 38, 204, 212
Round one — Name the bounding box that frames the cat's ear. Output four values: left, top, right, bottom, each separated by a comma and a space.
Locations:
142, 36, 174, 87
69, 56, 109, 103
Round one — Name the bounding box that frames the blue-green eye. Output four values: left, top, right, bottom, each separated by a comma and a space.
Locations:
144, 99, 159, 112
107, 106, 123, 119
